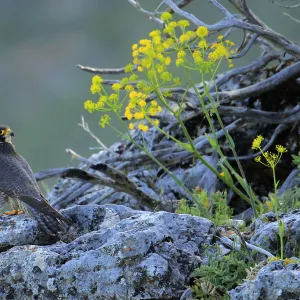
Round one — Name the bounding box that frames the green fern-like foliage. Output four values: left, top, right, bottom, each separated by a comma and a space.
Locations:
190, 250, 254, 299
176, 190, 233, 226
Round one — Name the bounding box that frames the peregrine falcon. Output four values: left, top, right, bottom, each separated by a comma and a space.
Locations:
0, 125, 71, 237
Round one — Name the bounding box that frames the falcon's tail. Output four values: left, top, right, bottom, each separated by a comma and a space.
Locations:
25, 204, 73, 240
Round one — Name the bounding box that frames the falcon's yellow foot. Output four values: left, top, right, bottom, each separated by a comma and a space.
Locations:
4, 210, 20, 215
17, 210, 24, 215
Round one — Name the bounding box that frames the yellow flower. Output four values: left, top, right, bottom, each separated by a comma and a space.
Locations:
84, 100, 95, 113
132, 50, 139, 57
173, 77, 180, 85
92, 75, 103, 85
99, 114, 111, 128
198, 40, 207, 49
124, 85, 134, 91
178, 20, 190, 27
275, 145, 287, 153
192, 51, 202, 65
225, 40, 235, 46
149, 30, 161, 37
133, 58, 140, 65
134, 112, 145, 120
196, 26, 209, 38
160, 71, 172, 82
108, 94, 118, 102
137, 66, 143, 72
164, 57, 171, 66
177, 50, 186, 58
124, 64, 134, 73
252, 135, 264, 150
125, 112, 133, 120
120, 77, 129, 86
220, 172, 225, 177
95, 101, 105, 110
175, 58, 184, 66
132, 44, 138, 51
139, 39, 151, 45
128, 123, 134, 130
161, 12, 172, 21
218, 35, 224, 40
129, 91, 138, 99
168, 21, 177, 28
179, 34, 189, 43
138, 100, 146, 107
186, 31, 196, 39
153, 119, 159, 126
152, 36, 161, 45
138, 124, 149, 132
148, 107, 157, 116
254, 156, 261, 162
156, 64, 164, 73
151, 100, 158, 107
90, 84, 101, 94
112, 83, 122, 91
129, 74, 138, 81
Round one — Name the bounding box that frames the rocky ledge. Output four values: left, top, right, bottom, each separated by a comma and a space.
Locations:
0, 204, 215, 299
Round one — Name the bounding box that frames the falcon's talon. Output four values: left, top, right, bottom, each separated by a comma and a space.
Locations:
17, 210, 24, 215
4, 209, 18, 215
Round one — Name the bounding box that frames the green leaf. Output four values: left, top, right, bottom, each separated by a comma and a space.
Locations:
220, 165, 234, 186
177, 140, 194, 153
232, 171, 248, 191
206, 134, 218, 150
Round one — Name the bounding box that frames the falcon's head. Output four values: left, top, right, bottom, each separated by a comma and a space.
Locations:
0, 125, 14, 143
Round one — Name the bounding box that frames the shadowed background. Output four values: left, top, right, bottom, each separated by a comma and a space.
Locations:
0, 0, 299, 176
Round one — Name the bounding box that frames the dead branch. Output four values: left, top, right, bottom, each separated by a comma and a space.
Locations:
36, 167, 159, 209
76, 64, 137, 74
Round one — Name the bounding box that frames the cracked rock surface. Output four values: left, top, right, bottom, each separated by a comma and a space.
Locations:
230, 260, 300, 300
0, 204, 215, 299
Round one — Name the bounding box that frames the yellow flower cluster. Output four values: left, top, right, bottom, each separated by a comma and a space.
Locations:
124, 91, 162, 131
84, 13, 237, 133
252, 135, 287, 168
252, 135, 264, 150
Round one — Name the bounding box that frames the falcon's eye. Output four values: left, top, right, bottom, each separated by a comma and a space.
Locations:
0, 130, 4, 135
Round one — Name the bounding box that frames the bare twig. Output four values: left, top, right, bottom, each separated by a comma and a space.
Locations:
218, 105, 300, 124
283, 12, 300, 23
267, 0, 300, 8
212, 61, 300, 102
127, 0, 163, 26
78, 116, 107, 150
76, 64, 137, 74
230, 33, 259, 59
163, 0, 300, 57
219, 236, 274, 257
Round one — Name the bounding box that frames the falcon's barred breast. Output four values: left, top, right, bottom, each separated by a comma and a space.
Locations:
0, 125, 71, 237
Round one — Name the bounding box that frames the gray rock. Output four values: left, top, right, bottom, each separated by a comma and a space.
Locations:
229, 260, 300, 300
0, 204, 215, 299
0, 214, 49, 249
250, 210, 300, 258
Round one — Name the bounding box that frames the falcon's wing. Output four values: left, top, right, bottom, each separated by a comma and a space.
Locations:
15, 153, 40, 191
0, 152, 70, 222
0, 152, 40, 198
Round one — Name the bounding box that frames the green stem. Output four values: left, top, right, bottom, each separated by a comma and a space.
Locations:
115, 113, 208, 214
